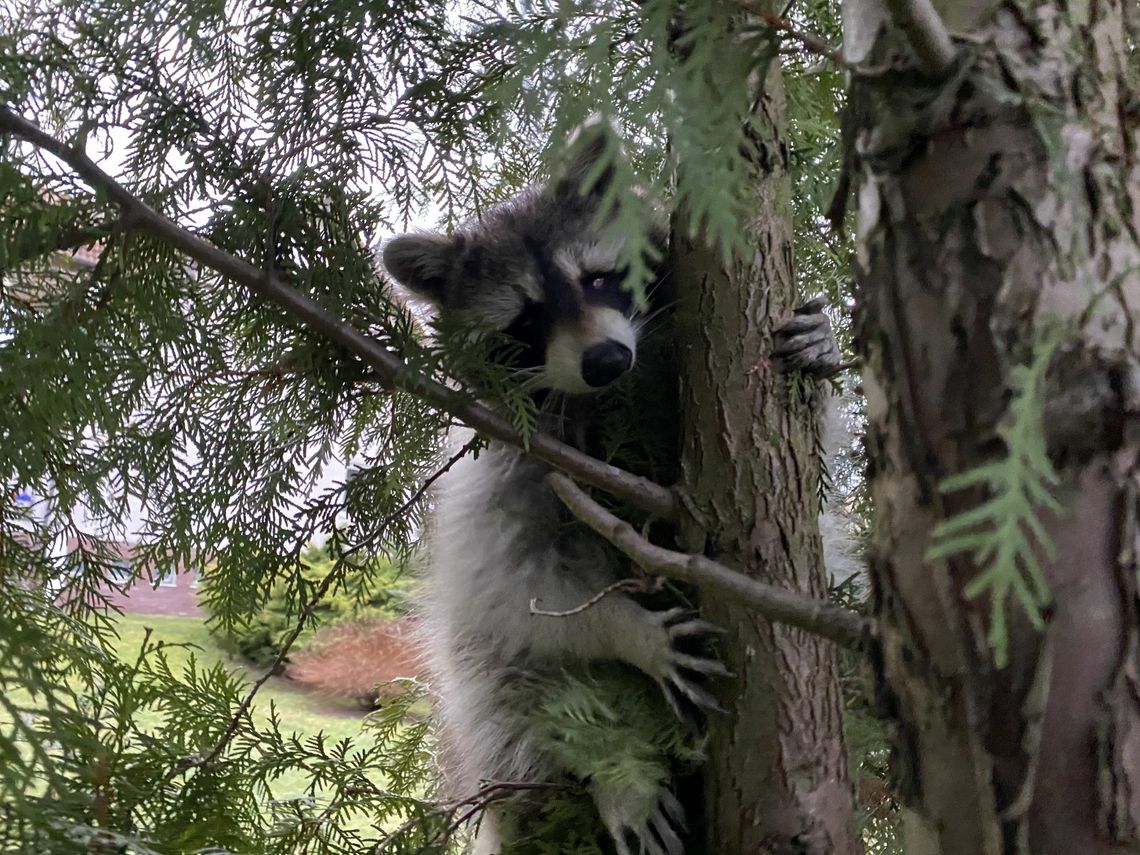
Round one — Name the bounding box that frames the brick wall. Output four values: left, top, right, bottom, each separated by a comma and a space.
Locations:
66, 537, 204, 617
102, 568, 203, 617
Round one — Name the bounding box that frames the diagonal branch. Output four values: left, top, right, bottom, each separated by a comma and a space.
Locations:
0, 107, 677, 521
547, 472, 875, 650
178, 436, 481, 779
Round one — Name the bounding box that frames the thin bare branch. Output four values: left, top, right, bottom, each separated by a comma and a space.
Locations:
883, 0, 956, 76
339, 433, 482, 561
192, 563, 340, 770
529, 577, 650, 617
547, 472, 875, 650
373, 780, 569, 853
738, 3, 854, 70
0, 108, 678, 521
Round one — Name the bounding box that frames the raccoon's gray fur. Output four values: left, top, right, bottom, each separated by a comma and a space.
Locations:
383, 125, 847, 855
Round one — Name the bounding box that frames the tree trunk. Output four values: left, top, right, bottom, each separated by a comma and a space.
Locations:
669, 32, 862, 855
846, 2, 1140, 852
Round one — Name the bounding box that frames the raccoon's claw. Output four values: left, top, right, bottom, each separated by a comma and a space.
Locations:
647, 608, 730, 719
671, 652, 733, 678
601, 788, 686, 855
656, 679, 725, 725
663, 608, 728, 640
772, 299, 843, 378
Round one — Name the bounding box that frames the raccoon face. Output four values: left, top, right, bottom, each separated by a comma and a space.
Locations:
383, 127, 662, 395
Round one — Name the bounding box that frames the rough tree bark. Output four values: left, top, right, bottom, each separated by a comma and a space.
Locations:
669, 13, 862, 853
846, 1, 1140, 853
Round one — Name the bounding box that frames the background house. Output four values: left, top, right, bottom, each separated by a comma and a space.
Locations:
67, 537, 204, 617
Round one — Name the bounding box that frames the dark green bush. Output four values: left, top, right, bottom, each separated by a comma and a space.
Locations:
203, 543, 415, 669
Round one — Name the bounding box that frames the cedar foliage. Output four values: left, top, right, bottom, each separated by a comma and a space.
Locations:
0, 0, 928, 851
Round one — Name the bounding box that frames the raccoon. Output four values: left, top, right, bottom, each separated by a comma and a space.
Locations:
383, 126, 844, 855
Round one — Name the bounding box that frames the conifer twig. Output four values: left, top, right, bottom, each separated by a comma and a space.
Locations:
547, 472, 874, 650
0, 107, 678, 522
737, 3, 853, 70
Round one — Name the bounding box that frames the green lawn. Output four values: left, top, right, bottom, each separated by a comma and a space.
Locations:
111, 613, 374, 798
114, 613, 368, 734
3, 612, 380, 804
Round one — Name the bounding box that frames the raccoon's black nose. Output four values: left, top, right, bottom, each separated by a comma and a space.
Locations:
581, 341, 633, 387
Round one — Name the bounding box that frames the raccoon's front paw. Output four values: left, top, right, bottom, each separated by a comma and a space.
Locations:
595, 784, 686, 855
644, 608, 730, 720
772, 297, 843, 378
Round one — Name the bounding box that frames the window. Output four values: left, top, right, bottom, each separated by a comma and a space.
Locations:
108, 560, 132, 585
158, 567, 178, 588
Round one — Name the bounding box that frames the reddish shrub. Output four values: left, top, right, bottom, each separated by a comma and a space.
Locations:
287, 617, 425, 707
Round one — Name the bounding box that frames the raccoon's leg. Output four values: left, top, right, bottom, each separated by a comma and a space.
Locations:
771, 297, 843, 377
618, 605, 731, 719
525, 577, 730, 717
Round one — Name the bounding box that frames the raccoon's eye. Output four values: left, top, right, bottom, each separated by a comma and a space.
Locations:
581, 270, 635, 314
583, 272, 618, 292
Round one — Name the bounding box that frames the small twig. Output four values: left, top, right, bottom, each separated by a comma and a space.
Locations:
275, 111, 396, 164
174, 365, 297, 401
338, 434, 481, 561
440, 781, 567, 842
744, 6, 855, 71
547, 472, 876, 650
883, 0, 957, 77
529, 577, 651, 618
373, 780, 568, 853
398, 437, 481, 519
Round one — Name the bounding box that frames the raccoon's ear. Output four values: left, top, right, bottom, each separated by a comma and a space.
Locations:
383, 232, 461, 304
550, 118, 623, 207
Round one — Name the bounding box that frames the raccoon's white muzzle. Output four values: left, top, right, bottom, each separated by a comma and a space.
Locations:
542, 307, 638, 394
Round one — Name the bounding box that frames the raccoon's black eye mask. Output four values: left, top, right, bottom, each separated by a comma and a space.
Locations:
581, 269, 635, 316
495, 299, 551, 371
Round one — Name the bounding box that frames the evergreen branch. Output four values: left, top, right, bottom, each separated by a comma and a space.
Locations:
883, 0, 957, 77
737, 4, 854, 70
546, 472, 874, 650
0, 107, 678, 522
926, 333, 1062, 667
187, 434, 483, 775
9, 218, 117, 266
